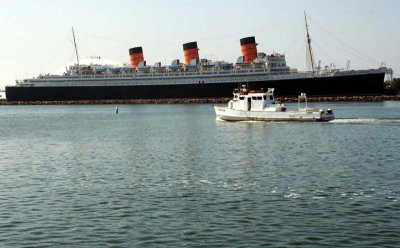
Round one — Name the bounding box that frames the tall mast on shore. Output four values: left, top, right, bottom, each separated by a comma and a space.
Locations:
304, 12, 315, 73
72, 27, 80, 67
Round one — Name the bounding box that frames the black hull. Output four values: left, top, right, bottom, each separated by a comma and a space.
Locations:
5, 72, 385, 101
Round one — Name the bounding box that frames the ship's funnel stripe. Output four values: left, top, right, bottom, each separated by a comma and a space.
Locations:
240, 36, 257, 63
240, 36, 256, 46
183, 42, 198, 50
129, 47, 143, 55
129, 47, 144, 67
183, 42, 199, 65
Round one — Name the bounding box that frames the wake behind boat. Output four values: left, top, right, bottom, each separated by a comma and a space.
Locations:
214, 87, 335, 122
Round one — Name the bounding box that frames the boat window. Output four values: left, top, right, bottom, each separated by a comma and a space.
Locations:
239, 97, 245, 100
270, 95, 273, 100
252, 96, 257, 100
257, 96, 262, 100
263, 95, 267, 100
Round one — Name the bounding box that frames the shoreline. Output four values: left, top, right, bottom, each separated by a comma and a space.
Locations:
0, 95, 399, 105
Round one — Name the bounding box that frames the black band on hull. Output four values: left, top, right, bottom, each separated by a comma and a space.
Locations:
5, 73, 385, 101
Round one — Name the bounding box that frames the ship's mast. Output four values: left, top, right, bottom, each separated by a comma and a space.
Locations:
72, 27, 80, 67
304, 12, 315, 73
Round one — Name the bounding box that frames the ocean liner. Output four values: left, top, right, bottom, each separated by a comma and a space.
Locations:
5, 15, 390, 101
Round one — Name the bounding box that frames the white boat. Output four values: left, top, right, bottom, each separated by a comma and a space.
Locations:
213, 87, 335, 122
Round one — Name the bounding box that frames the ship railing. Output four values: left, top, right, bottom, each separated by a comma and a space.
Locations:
23, 67, 384, 82
101, 68, 271, 78
28, 67, 279, 81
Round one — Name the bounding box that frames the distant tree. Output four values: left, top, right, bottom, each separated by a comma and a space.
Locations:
390, 78, 400, 92
384, 80, 391, 89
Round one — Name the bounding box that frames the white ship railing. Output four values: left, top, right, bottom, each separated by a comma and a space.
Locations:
16, 67, 386, 87
31, 68, 326, 80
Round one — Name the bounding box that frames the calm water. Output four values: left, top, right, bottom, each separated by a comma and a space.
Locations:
0, 102, 399, 247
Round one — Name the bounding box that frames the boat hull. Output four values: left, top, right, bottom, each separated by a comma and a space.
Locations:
214, 106, 335, 122
5, 71, 385, 101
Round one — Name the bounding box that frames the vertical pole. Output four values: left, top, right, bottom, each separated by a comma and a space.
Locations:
72, 27, 80, 67
305, 96, 308, 109
304, 12, 315, 73
298, 96, 300, 110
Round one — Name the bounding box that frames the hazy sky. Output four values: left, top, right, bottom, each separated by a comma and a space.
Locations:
1, 0, 399, 89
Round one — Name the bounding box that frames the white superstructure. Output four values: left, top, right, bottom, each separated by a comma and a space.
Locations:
15, 56, 387, 88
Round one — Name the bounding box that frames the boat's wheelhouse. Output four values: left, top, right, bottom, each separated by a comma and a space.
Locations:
229, 88, 285, 112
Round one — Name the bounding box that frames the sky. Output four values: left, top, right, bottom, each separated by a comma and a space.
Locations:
0, 0, 399, 90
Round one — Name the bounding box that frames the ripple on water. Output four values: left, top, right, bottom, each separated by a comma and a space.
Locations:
0, 103, 399, 246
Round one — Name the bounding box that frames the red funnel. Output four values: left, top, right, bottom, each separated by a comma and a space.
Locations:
240, 37, 257, 63
129, 47, 144, 67
183, 42, 199, 65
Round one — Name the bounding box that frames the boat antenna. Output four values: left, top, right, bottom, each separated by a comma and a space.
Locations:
72, 27, 80, 67
304, 12, 315, 73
